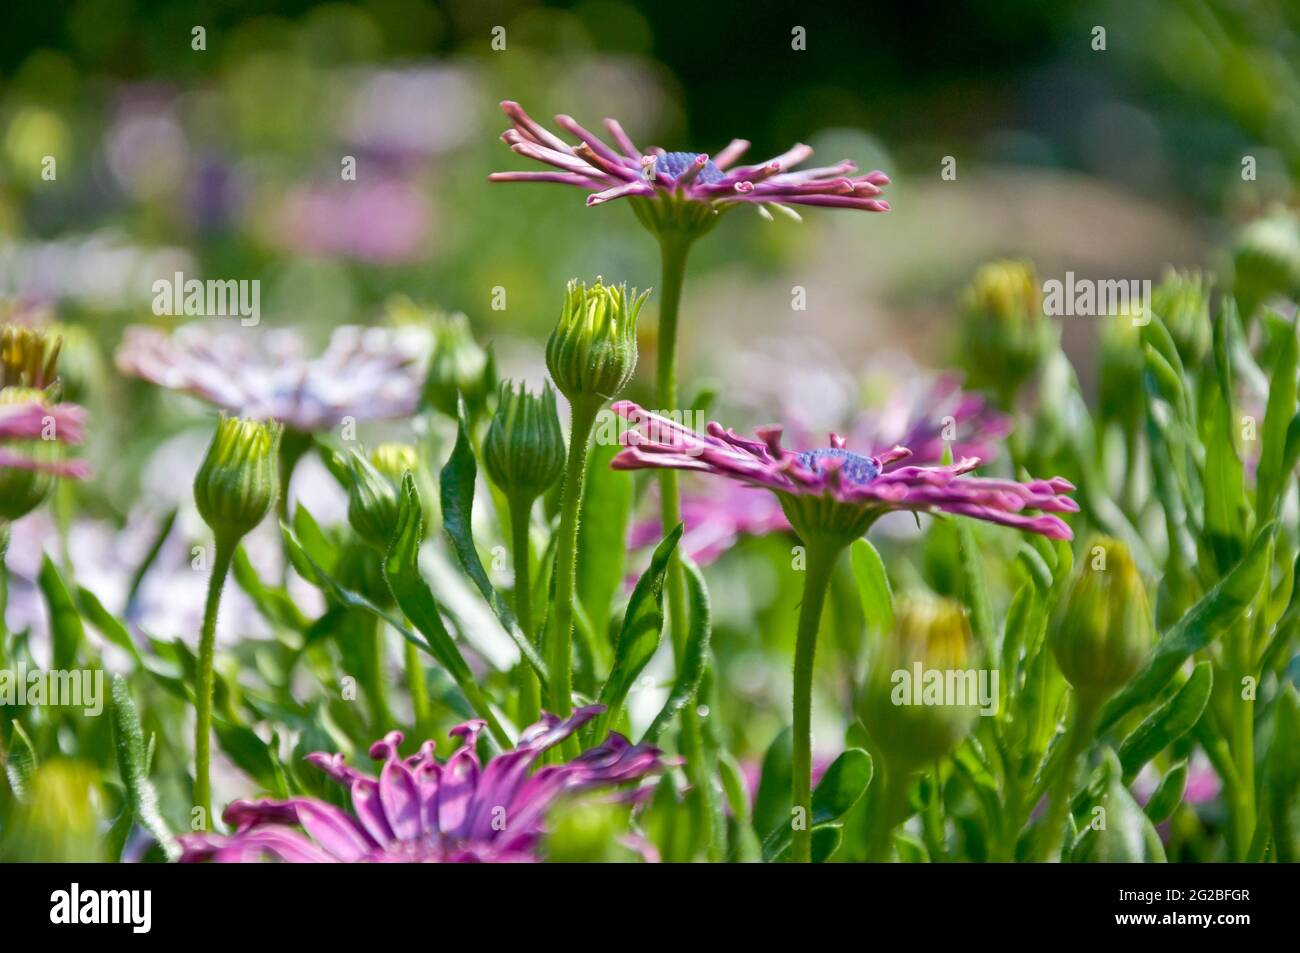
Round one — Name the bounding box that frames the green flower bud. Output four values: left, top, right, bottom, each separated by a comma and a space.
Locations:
858, 595, 980, 771
958, 260, 1050, 406
1151, 269, 1211, 366
1, 324, 62, 391
546, 278, 646, 409
1051, 537, 1154, 700
422, 311, 493, 419
0, 385, 60, 521
369, 442, 420, 483
1232, 207, 1300, 321
544, 800, 637, 863
193, 415, 282, 545
2, 759, 104, 862
332, 449, 402, 551
483, 380, 564, 503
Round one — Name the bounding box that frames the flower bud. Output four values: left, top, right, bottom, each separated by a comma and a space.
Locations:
484, 380, 564, 503
858, 594, 980, 771
422, 312, 493, 419
958, 260, 1049, 406
1051, 537, 1154, 700
193, 415, 282, 545
543, 799, 637, 863
1151, 269, 1211, 366
546, 278, 646, 409
1, 324, 62, 391
369, 442, 420, 483
0, 385, 60, 521
327, 444, 420, 551
1232, 207, 1300, 320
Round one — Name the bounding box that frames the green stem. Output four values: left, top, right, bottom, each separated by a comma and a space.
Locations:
791, 541, 841, 863
509, 492, 541, 729
865, 763, 914, 862
404, 639, 430, 733
365, 615, 393, 733
195, 536, 236, 830
655, 234, 694, 663
1228, 625, 1256, 859
550, 400, 601, 729
1039, 692, 1099, 861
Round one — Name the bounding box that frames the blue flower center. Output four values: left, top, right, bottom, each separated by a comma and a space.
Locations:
652, 151, 725, 185
797, 448, 881, 485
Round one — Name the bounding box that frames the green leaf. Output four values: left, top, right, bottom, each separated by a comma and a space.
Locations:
384, 475, 511, 746
592, 525, 682, 739
956, 519, 996, 660
3, 721, 37, 802
38, 555, 85, 671
1069, 750, 1167, 863
75, 586, 143, 667
642, 555, 712, 743
762, 748, 874, 862
1144, 761, 1188, 824
576, 437, 633, 642
232, 547, 310, 631
850, 538, 893, 634
1200, 310, 1251, 572
1267, 686, 1300, 862
718, 750, 762, 862
214, 721, 288, 797
439, 402, 548, 681
1099, 522, 1274, 734
109, 675, 177, 861
1256, 313, 1298, 520
752, 727, 793, 842
1118, 661, 1213, 781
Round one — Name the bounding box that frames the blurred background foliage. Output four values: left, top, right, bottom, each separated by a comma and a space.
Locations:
2, 1, 1299, 847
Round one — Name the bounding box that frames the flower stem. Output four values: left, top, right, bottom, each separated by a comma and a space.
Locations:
404, 639, 430, 733
791, 541, 841, 863
1228, 624, 1255, 859
509, 492, 541, 729
1039, 692, 1099, 861
550, 399, 600, 732
655, 233, 694, 663
364, 615, 393, 733
865, 763, 913, 862
195, 536, 236, 830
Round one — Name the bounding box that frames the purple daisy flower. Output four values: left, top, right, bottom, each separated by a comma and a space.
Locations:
629, 372, 1014, 565
610, 402, 1076, 542
489, 101, 890, 221
177, 706, 663, 863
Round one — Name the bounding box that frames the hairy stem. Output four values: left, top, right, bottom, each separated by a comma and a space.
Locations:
404, 639, 430, 733
509, 492, 541, 729
550, 400, 601, 736
194, 536, 236, 830
791, 541, 841, 863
